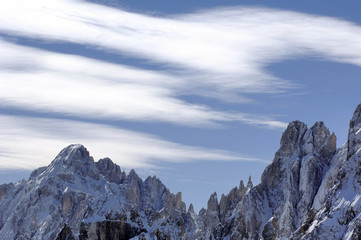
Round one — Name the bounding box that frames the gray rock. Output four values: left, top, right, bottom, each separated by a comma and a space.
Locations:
55, 224, 75, 240
348, 103, 361, 160
188, 203, 195, 214
207, 192, 219, 212
96, 157, 126, 184
247, 176, 253, 189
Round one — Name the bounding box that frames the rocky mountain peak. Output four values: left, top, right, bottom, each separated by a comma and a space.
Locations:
246, 176, 253, 189
96, 157, 126, 184
126, 169, 139, 183
277, 120, 308, 157
275, 120, 336, 161
302, 121, 336, 158
255, 119, 337, 238
56, 144, 91, 164
239, 180, 245, 191
188, 203, 195, 214
207, 192, 219, 212
52, 144, 101, 180
347, 102, 361, 159
194, 115, 345, 240
28, 144, 100, 182
349, 102, 361, 130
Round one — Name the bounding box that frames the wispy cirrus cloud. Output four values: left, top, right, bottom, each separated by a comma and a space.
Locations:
1, 0, 361, 95
1, 0, 360, 128
0, 39, 287, 128
0, 0, 294, 101
0, 115, 262, 170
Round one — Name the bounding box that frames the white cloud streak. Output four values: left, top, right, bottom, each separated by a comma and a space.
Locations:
0, 115, 262, 170
0, 39, 287, 128
0, 0, 359, 128
1, 0, 361, 91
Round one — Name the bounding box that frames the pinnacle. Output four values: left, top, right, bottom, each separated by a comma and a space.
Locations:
289, 120, 307, 130
247, 176, 253, 189
310, 121, 325, 131
207, 192, 219, 212
349, 102, 361, 130
347, 103, 361, 159
277, 120, 308, 157
188, 203, 195, 213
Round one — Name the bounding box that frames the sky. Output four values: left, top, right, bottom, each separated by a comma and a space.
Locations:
0, 0, 361, 211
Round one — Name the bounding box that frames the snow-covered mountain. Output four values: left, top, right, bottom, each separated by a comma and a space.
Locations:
1, 103, 361, 240
197, 104, 361, 240
0, 145, 196, 239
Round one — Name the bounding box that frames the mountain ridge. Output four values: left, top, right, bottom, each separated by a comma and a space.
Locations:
1, 103, 361, 239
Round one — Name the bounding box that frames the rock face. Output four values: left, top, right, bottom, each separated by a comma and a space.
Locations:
55, 224, 75, 240
291, 104, 361, 240
1, 103, 361, 239
348, 103, 361, 160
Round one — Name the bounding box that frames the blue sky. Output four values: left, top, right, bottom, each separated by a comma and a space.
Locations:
0, 0, 361, 211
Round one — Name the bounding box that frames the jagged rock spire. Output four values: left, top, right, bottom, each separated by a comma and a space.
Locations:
277, 121, 308, 157
96, 157, 126, 184
303, 121, 336, 158
347, 103, 361, 159
275, 120, 336, 161
239, 180, 245, 191
247, 176, 253, 189
188, 203, 195, 214
207, 192, 218, 212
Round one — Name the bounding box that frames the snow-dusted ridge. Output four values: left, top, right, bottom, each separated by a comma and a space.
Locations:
1, 103, 361, 239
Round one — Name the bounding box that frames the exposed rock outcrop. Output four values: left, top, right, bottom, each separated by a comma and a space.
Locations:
55, 224, 75, 240
292, 103, 361, 240
348, 103, 361, 160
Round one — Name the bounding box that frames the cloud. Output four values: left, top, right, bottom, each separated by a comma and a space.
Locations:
0, 39, 287, 128
0, 115, 263, 170
1, 1, 361, 91
0, 0, 296, 98
0, 0, 360, 121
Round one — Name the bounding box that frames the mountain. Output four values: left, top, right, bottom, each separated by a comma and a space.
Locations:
196, 105, 361, 240
0, 145, 196, 239
0, 103, 361, 239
